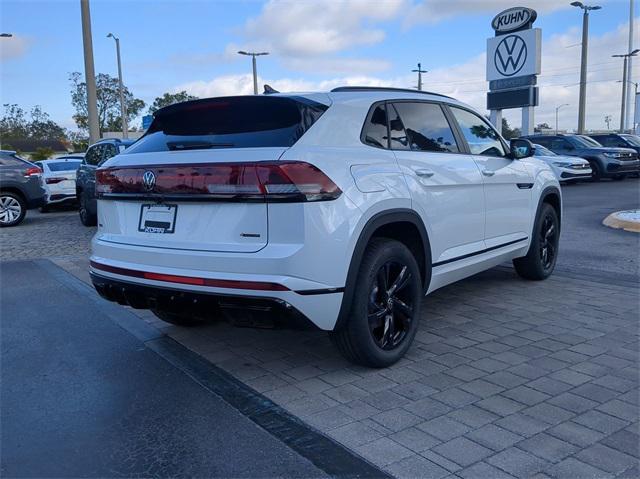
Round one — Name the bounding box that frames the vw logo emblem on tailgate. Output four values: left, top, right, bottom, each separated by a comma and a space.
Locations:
142, 171, 156, 191
494, 34, 527, 77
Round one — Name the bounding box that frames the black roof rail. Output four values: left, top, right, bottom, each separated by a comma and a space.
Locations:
330, 86, 453, 99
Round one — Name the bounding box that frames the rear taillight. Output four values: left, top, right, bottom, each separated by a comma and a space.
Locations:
24, 167, 41, 177
45, 177, 66, 184
96, 162, 341, 202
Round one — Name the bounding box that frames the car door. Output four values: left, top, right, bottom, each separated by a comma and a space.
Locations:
389, 101, 486, 264
77, 143, 105, 206
448, 106, 533, 248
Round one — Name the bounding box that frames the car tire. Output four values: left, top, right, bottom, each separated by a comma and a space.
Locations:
612, 174, 626, 181
0, 192, 26, 227
330, 238, 422, 368
78, 191, 97, 227
513, 203, 559, 281
589, 161, 602, 181
151, 309, 206, 327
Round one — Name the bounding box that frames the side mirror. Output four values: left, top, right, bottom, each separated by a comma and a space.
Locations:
510, 138, 534, 159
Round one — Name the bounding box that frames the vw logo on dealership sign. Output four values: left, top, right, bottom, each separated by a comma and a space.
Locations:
142, 171, 156, 191
494, 35, 527, 77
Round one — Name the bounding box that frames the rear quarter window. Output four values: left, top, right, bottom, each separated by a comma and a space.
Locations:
126, 96, 328, 154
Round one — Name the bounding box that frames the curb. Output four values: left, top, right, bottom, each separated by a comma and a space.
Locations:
603, 210, 640, 233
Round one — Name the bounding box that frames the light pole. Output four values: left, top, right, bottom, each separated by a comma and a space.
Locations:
571, 1, 602, 134
555, 104, 569, 134
107, 33, 128, 138
80, 0, 100, 143
237, 51, 269, 95
412, 63, 428, 91
613, 49, 639, 132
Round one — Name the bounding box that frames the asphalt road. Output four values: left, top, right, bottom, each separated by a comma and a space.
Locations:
557, 178, 639, 281
1, 260, 333, 478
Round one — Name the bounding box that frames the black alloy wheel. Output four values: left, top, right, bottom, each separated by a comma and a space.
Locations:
539, 212, 558, 273
368, 261, 416, 350
330, 238, 423, 368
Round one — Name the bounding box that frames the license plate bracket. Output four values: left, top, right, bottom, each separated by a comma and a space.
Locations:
138, 204, 177, 234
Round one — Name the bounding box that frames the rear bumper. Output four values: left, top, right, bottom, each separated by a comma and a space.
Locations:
89, 254, 344, 330
91, 272, 322, 330
47, 193, 77, 204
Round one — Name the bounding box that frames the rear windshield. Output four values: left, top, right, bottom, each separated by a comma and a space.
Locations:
47, 161, 82, 172
126, 96, 328, 154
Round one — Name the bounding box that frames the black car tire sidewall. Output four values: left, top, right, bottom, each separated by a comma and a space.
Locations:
347, 240, 422, 367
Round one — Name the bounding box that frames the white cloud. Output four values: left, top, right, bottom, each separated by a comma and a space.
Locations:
0, 35, 30, 61
242, 0, 405, 57
404, 0, 569, 27
177, 15, 638, 132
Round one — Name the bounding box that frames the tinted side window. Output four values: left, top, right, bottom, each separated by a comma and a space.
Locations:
532, 137, 551, 148
388, 105, 410, 150
551, 138, 571, 150
450, 107, 506, 157
102, 144, 119, 163
362, 104, 389, 148
85, 145, 104, 166
601, 137, 625, 147
393, 102, 458, 153
0, 154, 26, 167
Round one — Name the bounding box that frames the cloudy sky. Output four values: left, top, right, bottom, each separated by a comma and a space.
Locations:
1, 0, 638, 132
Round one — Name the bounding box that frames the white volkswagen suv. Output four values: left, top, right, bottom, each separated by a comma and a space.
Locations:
90, 87, 561, 367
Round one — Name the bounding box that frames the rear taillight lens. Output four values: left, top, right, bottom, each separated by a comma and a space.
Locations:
24, 167, 42, 177
45, 177, 66, 184
96, 162, 341, 202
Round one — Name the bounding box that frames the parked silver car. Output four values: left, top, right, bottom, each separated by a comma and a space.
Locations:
532, 144, 592, 183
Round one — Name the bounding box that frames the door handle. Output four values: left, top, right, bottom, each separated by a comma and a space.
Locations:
482, 169, 495, 177
415, 169, 434, 178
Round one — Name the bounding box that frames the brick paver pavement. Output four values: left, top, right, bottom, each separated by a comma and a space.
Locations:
3, 201, 638, 478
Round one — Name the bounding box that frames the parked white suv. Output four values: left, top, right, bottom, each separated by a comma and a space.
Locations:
90, 87, 561, 367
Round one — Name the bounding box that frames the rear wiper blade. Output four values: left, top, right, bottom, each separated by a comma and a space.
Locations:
167, 141, 235, 151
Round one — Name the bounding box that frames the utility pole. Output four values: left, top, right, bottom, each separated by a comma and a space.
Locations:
613, 49, 639, 132
626, 0, 635, 129
80, 0, 100, 143
571, 2, 602, 134
237, 51, 269, 95
555, 104, 569, 134
412, 63, 428, 91
107, 33, 128, 138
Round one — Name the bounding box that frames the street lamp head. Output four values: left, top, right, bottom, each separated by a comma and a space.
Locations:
237, 50, 248, 55
590, 5, 602, 10
570, 1, 583, 7
631, 49, 640, 56
0, 33, 12, 38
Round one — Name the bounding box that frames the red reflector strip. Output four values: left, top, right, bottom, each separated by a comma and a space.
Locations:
90, 261, 289, 291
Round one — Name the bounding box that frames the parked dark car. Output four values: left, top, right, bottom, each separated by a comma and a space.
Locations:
0, 150, 46, 227
521, 134, 640, 180
589, 133, 640, 155
76, 138, 135, 226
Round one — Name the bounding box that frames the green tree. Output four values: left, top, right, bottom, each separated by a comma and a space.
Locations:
1, 104, 66, 142
148, 91, 198, 114
30, 146, 55, 161
69, 71, 145, 135
28, 105, 66, 140
501, 118, 521, 139
0, 104, 29, 139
